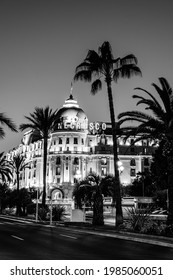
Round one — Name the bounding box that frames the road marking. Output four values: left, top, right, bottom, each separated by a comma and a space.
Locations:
60, 234, 77, 240
11, 235, 24, 241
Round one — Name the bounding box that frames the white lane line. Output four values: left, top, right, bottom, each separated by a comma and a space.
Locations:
59, 234, 77, 240
11, 235, 24, 241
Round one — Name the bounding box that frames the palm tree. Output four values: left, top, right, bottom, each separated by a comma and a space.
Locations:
118, 77, 173, 225
74, 41, 142, 226
0, 152, 13, 183
19, 107, 59, 207
10, 154, 30, 215
0, 112, 17, 138
73, 173, 104, 226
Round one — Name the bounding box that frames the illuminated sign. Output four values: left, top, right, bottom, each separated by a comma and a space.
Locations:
57, 119, 107, 132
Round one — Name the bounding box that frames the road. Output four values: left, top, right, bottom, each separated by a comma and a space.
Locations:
0, 216, 173, 260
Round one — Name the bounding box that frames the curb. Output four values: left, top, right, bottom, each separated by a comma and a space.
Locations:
1, 215, 173, 248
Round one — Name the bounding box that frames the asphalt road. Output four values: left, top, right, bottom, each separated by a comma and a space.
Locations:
0, 216, 173, 260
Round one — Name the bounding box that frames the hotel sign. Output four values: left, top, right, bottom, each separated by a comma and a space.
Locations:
57, 120, 106, 133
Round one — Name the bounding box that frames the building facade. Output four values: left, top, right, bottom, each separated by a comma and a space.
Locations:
6, 94, 156, 205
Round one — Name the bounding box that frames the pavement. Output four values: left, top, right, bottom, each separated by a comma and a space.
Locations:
1, 214, 173, 248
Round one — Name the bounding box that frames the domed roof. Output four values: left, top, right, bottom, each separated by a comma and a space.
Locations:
57, 94, 88, 130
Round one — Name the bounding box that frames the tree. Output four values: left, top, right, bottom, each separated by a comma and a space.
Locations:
118, 77, 173, 224
74, 41, 142, 226
0, 112, 17, 139
19, 107, 59, 207
73, 173, 104, 226
10, 154, 30, 215
0, 152, 13, 183
0, 183, 9, 213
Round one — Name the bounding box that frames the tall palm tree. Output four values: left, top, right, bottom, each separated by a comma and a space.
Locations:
74, 41, 142, 226
19, 107, 59, 207
118, 77, 173, 225
10, 153, 30, 215
0, 112, 17, 138
0, 152, 13, 183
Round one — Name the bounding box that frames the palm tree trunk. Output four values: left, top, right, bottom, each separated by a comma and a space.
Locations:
167, 155, 173, 225
42, 137, 48, 208
92, 190, 104, 226
16, 171, 21, 216
106, 82, 123, 226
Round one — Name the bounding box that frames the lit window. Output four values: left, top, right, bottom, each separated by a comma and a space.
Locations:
56, 167, 61, 175
101, 167, 107, 176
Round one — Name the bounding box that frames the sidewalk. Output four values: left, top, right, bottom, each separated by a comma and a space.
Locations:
1, 214, 173, 248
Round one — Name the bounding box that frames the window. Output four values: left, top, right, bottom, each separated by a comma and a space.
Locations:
66, 147, 69, 151
59, 147, 62, 152
101, 167, 107, 176
130, 168, 136, 177
74, 178, 78, 184
66, 138, 69, 144
74, 137, 78, 144
57, 178, 60, 183
130, 158, 136, 166
33, 161, 37, 168
74, 157, 79, 165
90, 167, 92, 173
59, 137, 62, 144
56, 157, 61, 165
144, 158, 149, 166
56, 167, 61, 175
81, 138, 84, 145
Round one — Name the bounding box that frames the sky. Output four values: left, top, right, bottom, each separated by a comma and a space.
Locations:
0, 0, 173, 152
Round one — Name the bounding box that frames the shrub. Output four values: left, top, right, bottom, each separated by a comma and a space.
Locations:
126, 207, 152, 232
161, 224, 173, 237
38, 205, 49, 221
52, 205, 66, 221
140, 220, 165, 235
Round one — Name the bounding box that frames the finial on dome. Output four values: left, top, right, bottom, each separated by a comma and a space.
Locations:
69, 82, 73, 99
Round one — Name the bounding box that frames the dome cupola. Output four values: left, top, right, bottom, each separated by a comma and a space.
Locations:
56, 87, 88, 131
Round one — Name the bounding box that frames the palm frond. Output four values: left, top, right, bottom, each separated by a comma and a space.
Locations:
74, 70, 92, 82
91, 79, 102, 95
0, 113, 18, 132
121, 54, 138, 65
113, 64, 141, 82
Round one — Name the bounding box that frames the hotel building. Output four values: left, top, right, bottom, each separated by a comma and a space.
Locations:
6, 94, 155, 206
